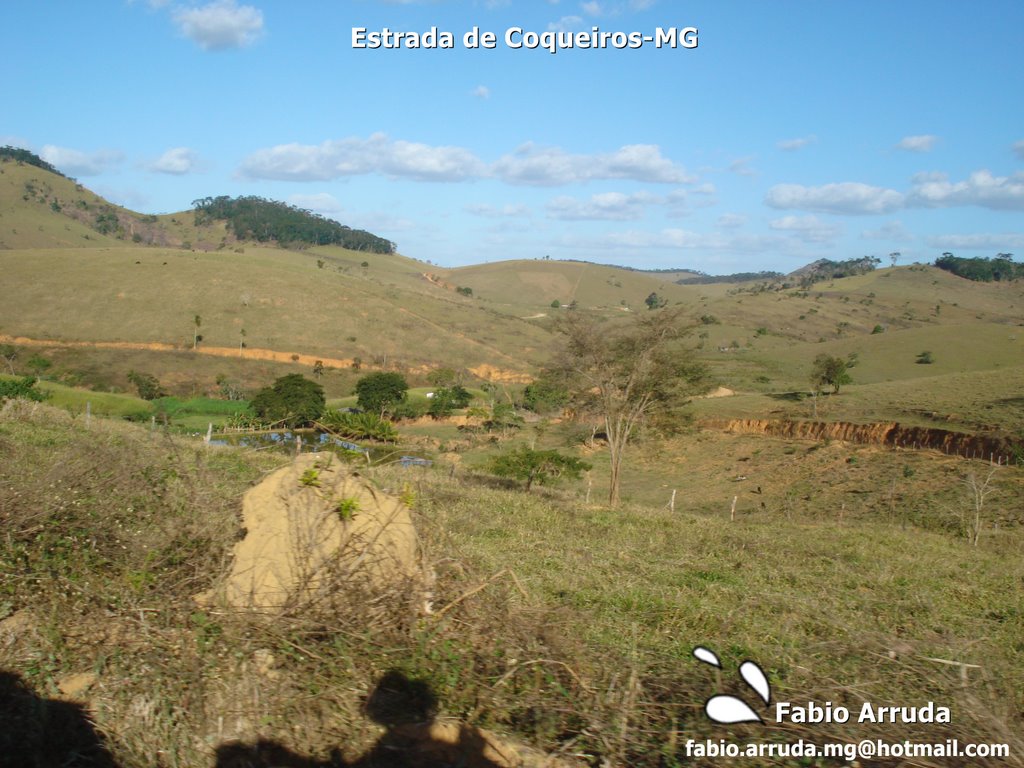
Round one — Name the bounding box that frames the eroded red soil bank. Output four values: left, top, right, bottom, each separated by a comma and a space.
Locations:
703, 418, 1020, 464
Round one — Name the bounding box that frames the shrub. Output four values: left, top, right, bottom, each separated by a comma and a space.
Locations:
489, 446, 591, 491
916, 351, 935, 365
0, 376, 48, 403
319, 410, 398, 442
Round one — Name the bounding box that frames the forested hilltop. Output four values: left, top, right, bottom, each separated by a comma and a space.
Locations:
935, 252, 1022, 282
192, 195, 395, 253
0, 145, 66, 178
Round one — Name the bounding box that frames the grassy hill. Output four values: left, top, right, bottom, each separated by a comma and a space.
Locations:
437, 258, 699, 314
2, 155, 1022, 425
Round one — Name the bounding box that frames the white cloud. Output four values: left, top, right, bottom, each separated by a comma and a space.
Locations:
728, 156, 757, 177
769, 215, 841, 244
908, 170, 1024, 211
777, 135, 817, 152
717, 213, 746, 229
547, 15, 583, 31
494, 142, 694, 186
546, 191, 657, 221
765, 182, 904, 215
581, 1, 604, 15
385, 139, 485, 181
556, 228, 784, 253
288, 193, 345, 215
897, 134, 939, 152
239, 133, 486, 182
0, 136, 32, 151
861, 220, 912, 241
1014, 140, 1024, 160
924, 233, 1024, 250
472, 85, 491, 99
150, 147, 199, 175
173, 0, 264, 51
464, 203, 531, 217
40, 145, 124, 176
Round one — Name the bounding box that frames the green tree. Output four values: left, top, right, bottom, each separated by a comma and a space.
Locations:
127, 370, 165, 401
355, 372, 409, 416
916, 350, 935, 365
489, 446, 591, 492
250, 374, 325, 428
426, 367, 460, 388
193, 315, 202, 349
547, 307, 707, 506
644, 292, 667, 310
811, 354, 852, 395
521, 375, 570, 415
428, 385, 472, 418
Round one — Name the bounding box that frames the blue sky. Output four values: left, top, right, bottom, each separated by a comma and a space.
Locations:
4, 0, 1023, 272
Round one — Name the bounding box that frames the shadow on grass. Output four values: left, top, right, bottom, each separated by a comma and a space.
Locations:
0, 669, 118, 768
214, 670, 504, 768
766, 391, 808, 402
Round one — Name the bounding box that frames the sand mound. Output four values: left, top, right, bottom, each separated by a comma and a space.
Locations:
200, 453, 424, 615
700, 386, 735, 398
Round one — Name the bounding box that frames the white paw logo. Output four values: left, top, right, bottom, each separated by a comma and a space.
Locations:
693, 646, 770, 724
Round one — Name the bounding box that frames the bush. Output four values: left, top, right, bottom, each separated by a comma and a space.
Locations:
0, 376, 48, 403
320, 410, 398, 442
916, 351, 935, 365
390, 398, 429, 421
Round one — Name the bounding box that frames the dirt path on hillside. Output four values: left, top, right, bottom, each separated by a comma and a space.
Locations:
0, 334, 531, 383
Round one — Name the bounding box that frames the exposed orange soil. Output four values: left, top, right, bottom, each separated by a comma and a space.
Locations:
703, 417, 1021, 464
0, 334, 532, 383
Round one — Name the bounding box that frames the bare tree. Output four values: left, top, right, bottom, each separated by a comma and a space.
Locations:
548, 307, 707, 506
961, 467, 998, 546
0, 344, 16, 374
